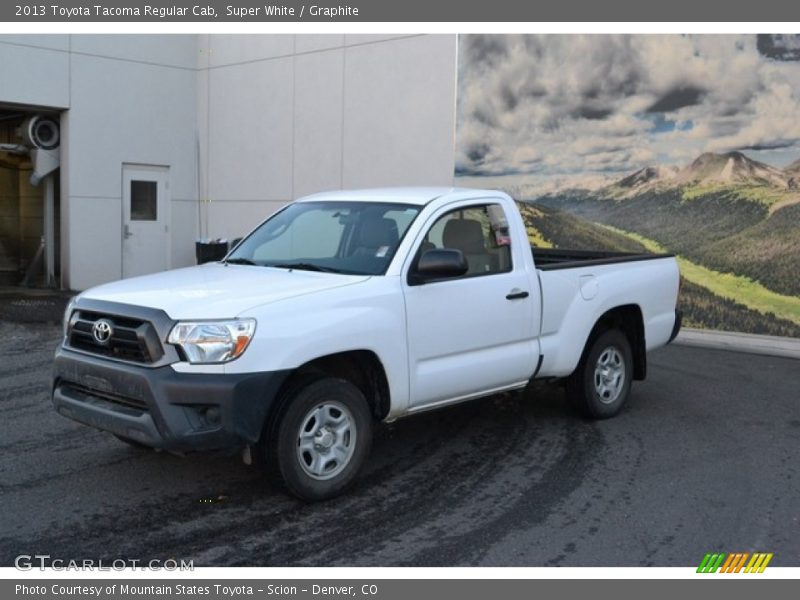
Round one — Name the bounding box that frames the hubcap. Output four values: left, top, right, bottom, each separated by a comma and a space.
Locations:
296, 401, 356, 481
593, 346, 626, 404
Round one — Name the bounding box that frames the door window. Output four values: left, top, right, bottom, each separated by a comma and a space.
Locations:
419, 204, 512, 276
130, 180, 158, 221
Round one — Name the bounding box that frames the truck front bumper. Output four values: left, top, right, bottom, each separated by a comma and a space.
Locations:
52, 347, 290, 452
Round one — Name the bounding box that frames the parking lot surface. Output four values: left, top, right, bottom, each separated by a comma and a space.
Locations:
1, 321, 798, 566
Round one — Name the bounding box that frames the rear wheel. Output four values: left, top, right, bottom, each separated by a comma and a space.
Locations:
266, 377, 373, 501
567, 329, 633, 419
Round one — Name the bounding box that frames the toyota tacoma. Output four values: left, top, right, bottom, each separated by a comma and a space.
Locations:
53, 187, 681, 500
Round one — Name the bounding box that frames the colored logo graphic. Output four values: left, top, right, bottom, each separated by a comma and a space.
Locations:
697, 552, 773, 573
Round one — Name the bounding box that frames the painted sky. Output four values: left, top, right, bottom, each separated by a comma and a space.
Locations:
455, 34, 800, 181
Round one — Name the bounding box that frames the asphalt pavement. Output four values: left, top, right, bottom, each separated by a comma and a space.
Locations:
1, 320, 798, 567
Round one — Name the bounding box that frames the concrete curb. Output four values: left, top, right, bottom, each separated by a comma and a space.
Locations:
674, 328, 800, 360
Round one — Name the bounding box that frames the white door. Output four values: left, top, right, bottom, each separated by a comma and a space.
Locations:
403, 202, 540, 409
122, 165, 170, 279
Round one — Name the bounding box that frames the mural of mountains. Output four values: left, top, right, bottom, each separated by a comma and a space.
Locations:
605, 151, 798, 197
785, 158, 800, 181
455, 34, 800, 338
517, 151, 800, 337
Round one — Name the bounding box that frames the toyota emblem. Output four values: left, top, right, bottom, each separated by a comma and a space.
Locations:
91, 319, 114, 345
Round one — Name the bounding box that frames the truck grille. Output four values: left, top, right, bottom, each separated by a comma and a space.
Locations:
67, 310, 164, 364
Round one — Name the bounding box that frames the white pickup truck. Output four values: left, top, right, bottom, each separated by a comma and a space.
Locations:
53, 187, 681, 500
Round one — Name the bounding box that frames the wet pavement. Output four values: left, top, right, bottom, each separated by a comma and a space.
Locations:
1, 320, 798, 567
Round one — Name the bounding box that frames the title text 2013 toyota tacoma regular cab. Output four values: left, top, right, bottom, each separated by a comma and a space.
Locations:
53, 188, 681, 500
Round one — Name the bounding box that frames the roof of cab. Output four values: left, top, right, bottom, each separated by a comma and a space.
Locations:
295, 187, 502, 206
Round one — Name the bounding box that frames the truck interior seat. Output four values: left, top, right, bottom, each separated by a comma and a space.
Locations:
352, 217, 399, 257
442, 219, 492, 274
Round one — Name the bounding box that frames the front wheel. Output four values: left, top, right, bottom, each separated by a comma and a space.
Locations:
566, 329, 633, 419
269, 377, 373, 501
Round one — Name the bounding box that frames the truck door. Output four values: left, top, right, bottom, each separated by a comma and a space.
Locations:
403, 201, 540, 409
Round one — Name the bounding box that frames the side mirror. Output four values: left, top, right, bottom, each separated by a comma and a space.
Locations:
410, 248, 468, 284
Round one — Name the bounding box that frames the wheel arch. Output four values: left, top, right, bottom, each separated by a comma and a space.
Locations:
295, 350, 391, 419
263, 350, 391, 440
581, 304, 646, 381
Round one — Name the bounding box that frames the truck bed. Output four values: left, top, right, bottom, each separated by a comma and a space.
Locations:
532, 247, 674, 271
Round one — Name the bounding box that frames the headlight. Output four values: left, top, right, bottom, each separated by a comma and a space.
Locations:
167, 319, 256, 364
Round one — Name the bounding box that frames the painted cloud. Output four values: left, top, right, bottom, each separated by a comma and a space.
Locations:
455, 34, 800, 181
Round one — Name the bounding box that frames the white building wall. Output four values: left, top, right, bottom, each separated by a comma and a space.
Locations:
1, 34, 458, 290
197, 34, 458, 243
0, 34, 199, 291
0, 36, 70, 108
64, 36, 198, 290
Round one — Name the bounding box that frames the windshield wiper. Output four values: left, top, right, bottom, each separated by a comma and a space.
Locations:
224, 257, 257, 266
268, 262, 343, 273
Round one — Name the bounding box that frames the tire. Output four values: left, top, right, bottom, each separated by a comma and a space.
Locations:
266, 377, 373, 501
566, 329, 633, 419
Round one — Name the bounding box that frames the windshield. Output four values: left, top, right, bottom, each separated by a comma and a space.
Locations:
227, 201, 422, 275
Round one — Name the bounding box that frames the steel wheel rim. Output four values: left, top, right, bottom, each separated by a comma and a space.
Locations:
593, 346, 625, 404
296, 401, 356, 481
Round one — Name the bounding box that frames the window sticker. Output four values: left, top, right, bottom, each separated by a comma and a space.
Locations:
376, 246, 389, 258
495, 231, 511, 246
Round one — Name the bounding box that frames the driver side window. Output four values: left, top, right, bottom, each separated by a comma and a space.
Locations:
420, 204, 512, 276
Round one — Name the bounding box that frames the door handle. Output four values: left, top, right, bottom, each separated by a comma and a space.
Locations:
506, 289, 529, 300
124, 224, 133, 239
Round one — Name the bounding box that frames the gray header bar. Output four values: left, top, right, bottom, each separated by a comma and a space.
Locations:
1, 0, 799, 22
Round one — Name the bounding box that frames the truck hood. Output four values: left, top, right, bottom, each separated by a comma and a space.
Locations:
81, 263, 370, 319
